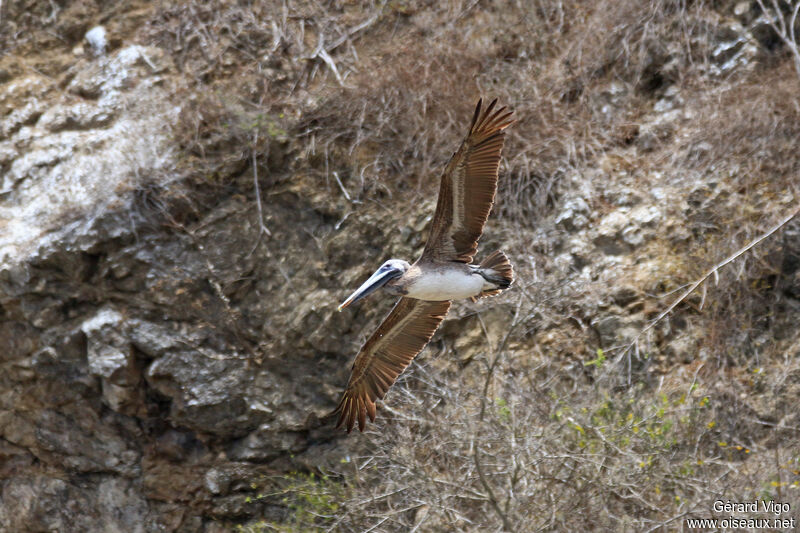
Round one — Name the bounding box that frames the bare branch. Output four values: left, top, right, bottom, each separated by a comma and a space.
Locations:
248, 131, 272, 257
621, 203, 800, 358
756, 0, 800, 78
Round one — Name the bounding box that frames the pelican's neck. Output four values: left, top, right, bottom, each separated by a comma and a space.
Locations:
385, 265, 417, 296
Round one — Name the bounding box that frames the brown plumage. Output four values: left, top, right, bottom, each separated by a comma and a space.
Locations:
334, 98, 514, 432
423, 98, 514, 263
334, 298, 451, 433
474, 250, 514, 300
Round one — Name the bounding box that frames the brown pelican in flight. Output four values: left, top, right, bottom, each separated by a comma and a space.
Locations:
334, 98, 515, 432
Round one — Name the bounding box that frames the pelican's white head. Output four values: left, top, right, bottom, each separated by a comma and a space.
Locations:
337, 259, 410, 311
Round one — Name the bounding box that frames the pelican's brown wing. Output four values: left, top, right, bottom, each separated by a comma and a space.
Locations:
334, 297, 451, 433
422, 98, 514, 263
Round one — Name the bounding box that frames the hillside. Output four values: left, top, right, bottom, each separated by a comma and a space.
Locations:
1, 1, 799, 531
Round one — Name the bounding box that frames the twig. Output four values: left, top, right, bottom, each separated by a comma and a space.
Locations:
325, 11, 382, 54
362, 516, 389, 533
470, 296, 526, 532
409, 504, 429, 533
684, 361, 704, 398
248, 130, 272, 257
620, 203, 800, 359
642, 509, 691, 533
471, 436, 514, 532
304, 8, 382, 87
316, 46, 344, 86
137, 48, 158, 71
333, 171, 352, 202
755, 0, 800, 78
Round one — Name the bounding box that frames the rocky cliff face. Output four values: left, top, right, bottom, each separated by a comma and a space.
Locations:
0, 38, 352, 531
1, 1, 799, 531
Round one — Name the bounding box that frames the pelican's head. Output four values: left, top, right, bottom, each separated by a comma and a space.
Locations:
337, 259, 410, 311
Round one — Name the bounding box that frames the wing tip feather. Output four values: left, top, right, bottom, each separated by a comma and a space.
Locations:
471, 97, 515, 139
469, 98, 483, 132
332, 299, 451, 434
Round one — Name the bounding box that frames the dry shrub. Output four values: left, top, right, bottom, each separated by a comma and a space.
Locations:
0, 1, 95, 54
678, 63, 800, 188
149, 0, 389, 206
145, 1, 275, 82
175, 92, 252, 182
655, 64, 800, 367
492, 0, 716, 224
144, 0, 386, 91
152, 0, 717, 225
252, 334, 798, 532
558, 0, 713, 90
298, 42, 485, 200
138, 1, 800, 531
292, 0, 717, 226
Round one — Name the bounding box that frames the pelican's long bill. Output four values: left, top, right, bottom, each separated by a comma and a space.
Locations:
337, 265, 403, 311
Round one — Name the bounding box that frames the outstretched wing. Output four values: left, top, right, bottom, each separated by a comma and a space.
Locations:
334, 297, 451, 433
422, 98, 514, 263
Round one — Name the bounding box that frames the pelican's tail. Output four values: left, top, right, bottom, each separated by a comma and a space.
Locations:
475, 250, 514, 299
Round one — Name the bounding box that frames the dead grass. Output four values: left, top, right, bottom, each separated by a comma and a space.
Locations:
287, 0, 720, 230
649, 65, 800, 369
251, 333, 798, 532
155, 0, 716, 222
148, 0, 800, 530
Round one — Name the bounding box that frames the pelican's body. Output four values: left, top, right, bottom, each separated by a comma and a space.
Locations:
402, 264, 486, 300
385, 262, 501, 301
333, 98, 515, 432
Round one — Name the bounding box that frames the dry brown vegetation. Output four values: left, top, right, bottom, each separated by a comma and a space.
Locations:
139, 0, 800, 531
6, 0, 800, 530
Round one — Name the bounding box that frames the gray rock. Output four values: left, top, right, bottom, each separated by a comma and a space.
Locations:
734, 1, 757, 23
612, 286, 640, 307
85, 26, 108, 56
25, 408, 140, 476
0, 475, 149, 532
204, 468, 231, 495
129, 319, 205, 358
621, 225, 646, 247
713, 38, 747, 65
653, 85, 683, 113
594, 314, 622, 345
82, 307, 128, 379
629, 205, 661, 227
37, 102, 114, 132
594, 205, 662, 253
0, 100, 44, 140
146, 350, 258, 436
594, 209, 629, 255
750, 15, 781, 50
227, 425, 305, 461
0, 46, 176, 267
555, 196, 590, 231
81, 308, 146, 415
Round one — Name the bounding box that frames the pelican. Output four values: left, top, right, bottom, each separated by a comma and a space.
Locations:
334, 98, 515, 432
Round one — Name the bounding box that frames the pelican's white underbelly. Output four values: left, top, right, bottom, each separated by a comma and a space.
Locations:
405, 270, 486, 301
